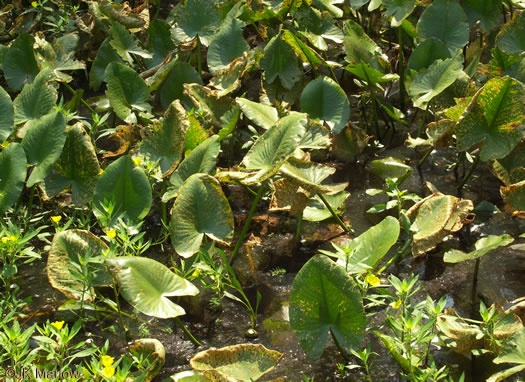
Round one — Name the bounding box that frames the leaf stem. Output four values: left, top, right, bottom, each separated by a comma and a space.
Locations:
317, 193, 352, 234
196, 38, 202, 76
457, 154, 480, 192
175, 317, 202, 347
229, 182, 266, 264
397, 27, 405, 113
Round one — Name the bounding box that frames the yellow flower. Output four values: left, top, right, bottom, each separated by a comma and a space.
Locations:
1, 237, 8, 244
51, 321, 65, 331
8, 235, 16, 241
133, 157, 142, 166
32, 1, 38, 8
101, 355, 114, 367
51, 215, 62, 223
106, 229, 117, 239
1, 141, 9, 148
390, 299, 402, 309
98, 168, 104, 175
101, 365, 115, 378
366, 273, 380, 287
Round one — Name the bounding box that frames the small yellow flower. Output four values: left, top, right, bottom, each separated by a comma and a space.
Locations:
1, 237, 8, 243
51, 321, 65, 331
106, 229, 117, 239
32, 1, 38, 8
1, 141, 9, 148
8, 235, 16, 241
98, 168, 104, 175
51, 215, 62, 223
101, 355, 114, 367
133, 157, 142, 166
366, 273, 380, 287
101, 365, 115, 378
390, 299, 402, 309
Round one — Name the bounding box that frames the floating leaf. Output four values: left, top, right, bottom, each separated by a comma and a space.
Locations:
13, 69, 57, 127
408, 53, 464, 109
43, 123, 100, 205
172, 0, 221, 46
241, 112, 307, 184
0, 85, 13, 141
408, 193, 474, 256
290, 255, 366, 360
160, 62, 202, 110
140, 100, 189, 176
89, 38, 124, 92
21, 111, 67, 187
260, 33, 302, 90
0, 143, 27, 215
444, 234, 514, 263
190, 344, 283, 382
106, 256, 199, 319
93, 156, 152, 227
236, 98, 278, 130
416, 0, 469, 52
295, 6, 344, 51
207, 17, 249, 75
496, 11, 525, 56
170, 174, 234, 258
109, 21, 152, 64
3, 33, 40, 91
47, 230, 111, 302
300, 76, 350, 135
105, 62, 151, 124
455, 77, 525, 161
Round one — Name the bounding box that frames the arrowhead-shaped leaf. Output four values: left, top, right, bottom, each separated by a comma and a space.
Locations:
3, 34, 40, 91
207, 17, 249, 75
260, 34, 302, 90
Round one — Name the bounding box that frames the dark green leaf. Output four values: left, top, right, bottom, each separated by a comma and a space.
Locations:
0, 143, 27, 215
3, 34, 40, 91
89, 38, 124, 91
260, 34, 302, 90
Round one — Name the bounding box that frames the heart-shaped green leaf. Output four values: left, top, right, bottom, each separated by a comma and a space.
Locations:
368, 157, 412, 180
36, 33, 85, 83
172, 0, 221, 46
47, 229, 111, 302
260, 33, 302, 90
3, 34, 40, 91
455, 76, 525, 161
42, 123, 100, 205
21, 111, 67, 187
241, 112, 307, 184
105, 62, 151, 124
444, 234, 514, 263
236, 98, 278, 130
190, 344, 283, 382
109, 21, 152, 64
146, 19, 175, 69
501, 180, 525, 218
93, 156, 152, 227
408, 38, 451, 72
89, 38, 124, 91
207, 17, 249, 75
160, 62, 203, 110
303, 191, 350, 222
0, 143, 27, 215
496, 11, 525, 55
300, 76, 350, 135
140, 100, 189, 176
295, 6, 343, 51
461, 0, 503, 32
290, 255, 366, 360
383, 0, 416, 27
416, 0, 469, 52
106, 256, 199, 319
170, 174, 234, 258
0, 85, 14, 141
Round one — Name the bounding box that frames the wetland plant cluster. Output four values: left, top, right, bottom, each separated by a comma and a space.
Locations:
0, 0, 524, 381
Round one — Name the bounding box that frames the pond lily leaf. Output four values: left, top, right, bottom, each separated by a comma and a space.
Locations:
146, 19, 175, 69
300, 120, 331, 150
184, 84, 234, 128
295, 7, 343, 51
167, 370, 208, 381
140, 100, 189, 176
109, 21, 152, 64
3, 33, 40, 91
416, 0, 469, 53
496, 12, 525, 56
35, 33, 85, 83
493, 141, 525, 185
408, 193, 474, 256
167, 135, 220, 199
461, 0, 503, 33
43, 123, 100, 205
300, 76, 350, 135
455, 76, 525, 161
494, 329, 525, 365
337, 216, 400, 274
241, 112, 307, 184
367, 157, 412, 180
280, 157, 349, 195
93, 156, 152, 227
0, 85, 13, 141
106, 256, 199, 319
207, 16, 249, 75
260, 33, 302, 90
303, 191, 350, 222
89, 38, 124, 92
407, 38, 451, 72
190, 344, 283, 382
501, 180, 525, 218
47, 229, 111, 302
444, 234, 514, 263
408, 52, 464, 109
236, 98, 278, 130
290, 255, 366, 360
13, 69, 57, 127
0, 143, 27, 215
209, 53, 258, 98
21, 111, 67, 187
383, 0, 416, 27
105, 62, 151, 124
172, 0, 221, 46
170, 174, 234, 258
160, 62, 203, 110
343, 19, 387, 68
